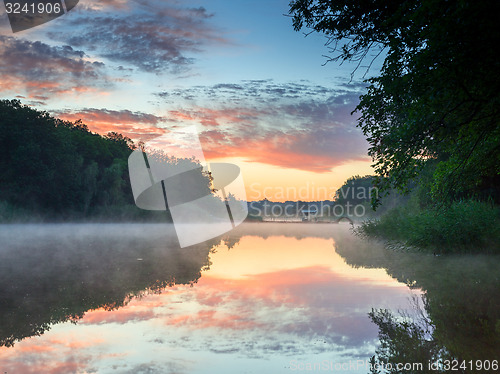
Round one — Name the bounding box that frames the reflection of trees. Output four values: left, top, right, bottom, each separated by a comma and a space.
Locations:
334, 232, 500, 370
222, 235, 241, 250
0, 224, 217, 347
369, 297, 454, 374
0, 222, 339, 348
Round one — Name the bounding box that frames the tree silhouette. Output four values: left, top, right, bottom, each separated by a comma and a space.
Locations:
289, 0, 500, 206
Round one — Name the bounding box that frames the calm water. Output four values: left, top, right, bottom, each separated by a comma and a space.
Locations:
0, 223, 498, 373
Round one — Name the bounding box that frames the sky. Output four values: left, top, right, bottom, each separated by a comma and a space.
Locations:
0, 0, 383, 201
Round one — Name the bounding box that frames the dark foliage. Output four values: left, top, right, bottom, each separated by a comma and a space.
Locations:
289, 0, 500, 206
0, 99, 208, 221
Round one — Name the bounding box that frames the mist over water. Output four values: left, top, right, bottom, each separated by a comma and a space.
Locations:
0, 223, 498, 373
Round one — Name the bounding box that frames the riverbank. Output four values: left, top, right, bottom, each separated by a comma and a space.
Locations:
0, 201, 173, 224
356, 200, 500, 254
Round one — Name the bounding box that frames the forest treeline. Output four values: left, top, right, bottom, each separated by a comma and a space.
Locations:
0, 99, 176, 222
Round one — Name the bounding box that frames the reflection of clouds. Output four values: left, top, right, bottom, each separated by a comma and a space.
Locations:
166, 309, 263, 330
185, 266, 411, 349
0, 336, 100, 374
0, 226, 419, 373
82, 233, 414, 360
80, 308, 155, 325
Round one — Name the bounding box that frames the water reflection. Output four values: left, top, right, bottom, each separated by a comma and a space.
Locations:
0, 223, 497, 373
0, 224, 214, 348
334, 230, 500, 371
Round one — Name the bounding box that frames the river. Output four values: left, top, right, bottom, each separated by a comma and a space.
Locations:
0, 223, 498, 373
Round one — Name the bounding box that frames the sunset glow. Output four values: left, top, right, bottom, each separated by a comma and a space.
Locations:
0, 0, 378, 201
0, 225, 419, 374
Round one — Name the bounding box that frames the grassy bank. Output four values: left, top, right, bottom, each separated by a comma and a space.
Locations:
358, 200, 500, 254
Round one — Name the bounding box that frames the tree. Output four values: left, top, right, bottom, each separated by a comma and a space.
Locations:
105, 131, 136, 150
0, 100, 136, 217
368, 307, 454, 374
289, 0, 500, 207
0, 99, 217, 221
334, 175, 375, 206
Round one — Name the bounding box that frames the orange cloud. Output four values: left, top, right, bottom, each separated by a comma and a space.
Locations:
56, 108, 166, 140
15, 344, 54, 354
163, 100, 369, 173
199, 129, 368, 173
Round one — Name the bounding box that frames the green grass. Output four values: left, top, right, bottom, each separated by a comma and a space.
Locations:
358, 200, 500, 253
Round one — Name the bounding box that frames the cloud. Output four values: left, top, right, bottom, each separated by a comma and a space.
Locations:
47, 0, 231, 73
168, 107, 269, 127
0, 1, 233, 103
0, 36, 109, 100
85, 0, 130, 10
55, 108, 166, 140
160, 80, 369, 172
159, 80, 343, 105
49, 80, 368, 173
199, 126, 367, 172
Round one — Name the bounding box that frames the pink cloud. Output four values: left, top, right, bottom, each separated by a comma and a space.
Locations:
56, 108, 166, 141
163, 94, 369, 172
199, 127, 369, 172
